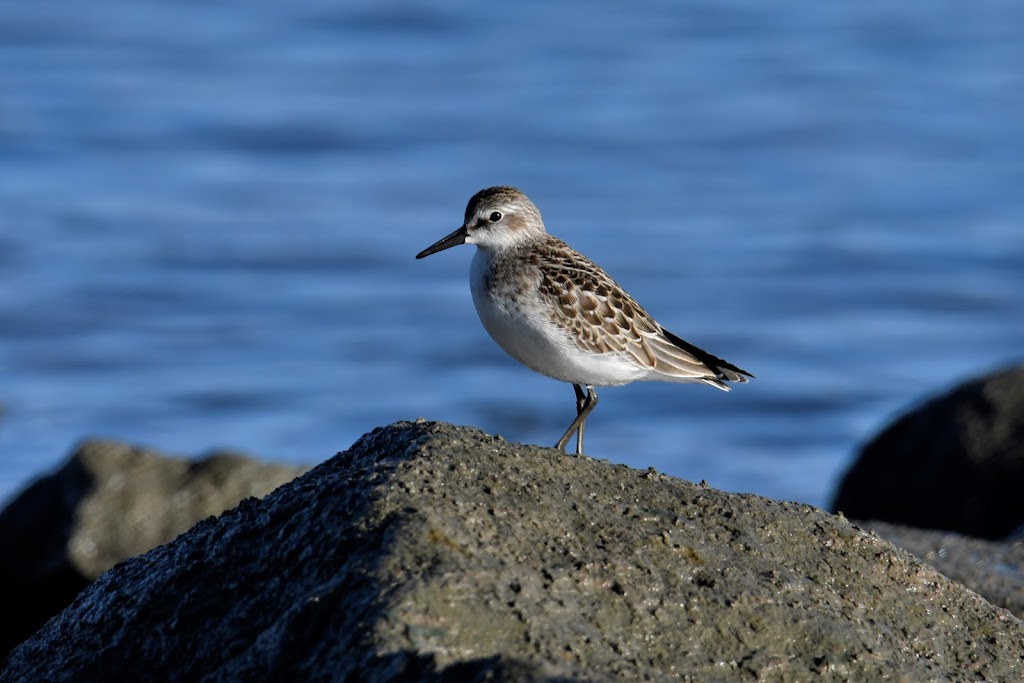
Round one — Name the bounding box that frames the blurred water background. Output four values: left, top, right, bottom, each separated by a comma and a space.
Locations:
0, 1, 1021, 508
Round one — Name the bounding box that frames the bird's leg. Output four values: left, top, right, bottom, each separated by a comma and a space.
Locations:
574, 385, 598, 456
573, 384, 587, 455
555, 384, 598, 456
555, 384, 586, 452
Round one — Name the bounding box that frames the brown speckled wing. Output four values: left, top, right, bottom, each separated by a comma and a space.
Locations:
531, 237, 722, 382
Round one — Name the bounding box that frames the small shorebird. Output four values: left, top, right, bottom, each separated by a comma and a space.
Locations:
416, 186, 752, 456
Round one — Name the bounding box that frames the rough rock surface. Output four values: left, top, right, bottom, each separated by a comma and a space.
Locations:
0, 439, 308, 660
832, 364, 1024, 539
4, 421, 1024, 681
859, 520, 1024, 621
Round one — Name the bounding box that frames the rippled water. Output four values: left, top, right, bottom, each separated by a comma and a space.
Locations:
1, 1, 1021, 508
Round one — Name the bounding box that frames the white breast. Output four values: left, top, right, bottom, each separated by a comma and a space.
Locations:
469, 249, 646, 386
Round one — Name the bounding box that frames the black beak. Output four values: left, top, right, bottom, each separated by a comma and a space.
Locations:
415, 225, 468, 259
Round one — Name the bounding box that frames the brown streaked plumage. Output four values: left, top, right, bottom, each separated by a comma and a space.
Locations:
523, 235, 750, 387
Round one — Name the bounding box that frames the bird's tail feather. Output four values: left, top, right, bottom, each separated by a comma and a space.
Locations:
661, 328, 754, 386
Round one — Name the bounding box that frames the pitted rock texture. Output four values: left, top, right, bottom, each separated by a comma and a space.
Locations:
859, 520, 1024, 621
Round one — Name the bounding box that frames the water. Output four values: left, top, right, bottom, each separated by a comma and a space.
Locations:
0, 1, 1021, 509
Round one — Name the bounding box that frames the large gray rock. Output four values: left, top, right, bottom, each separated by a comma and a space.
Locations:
0, 439, 308, 660
833, 364, 1024, 539
4, 421, 1023, 681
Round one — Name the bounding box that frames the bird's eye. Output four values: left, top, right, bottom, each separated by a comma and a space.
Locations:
488, 211, 502, 223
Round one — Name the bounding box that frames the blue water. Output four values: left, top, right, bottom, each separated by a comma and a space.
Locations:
1, 2, 1021, 509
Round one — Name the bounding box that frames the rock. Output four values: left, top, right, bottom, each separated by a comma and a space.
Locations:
858, 520, 1024, 621
3, 421, 1023, 681
832, 364, 1024, 539
0, 439, 308, 660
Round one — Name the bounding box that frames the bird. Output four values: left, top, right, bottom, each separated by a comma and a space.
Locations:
416, 186, 752, 456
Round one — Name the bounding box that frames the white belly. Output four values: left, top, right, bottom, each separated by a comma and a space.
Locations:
469, 249, 645, 386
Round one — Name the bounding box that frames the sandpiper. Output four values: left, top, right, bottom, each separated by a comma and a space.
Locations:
416, 186, 752, 456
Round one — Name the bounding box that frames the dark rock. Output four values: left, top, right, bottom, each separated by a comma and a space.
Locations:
0, 439, 308, 660
833, 364, 1024, 539
3, 421, 1023, 682
859, 520, 1024, 620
